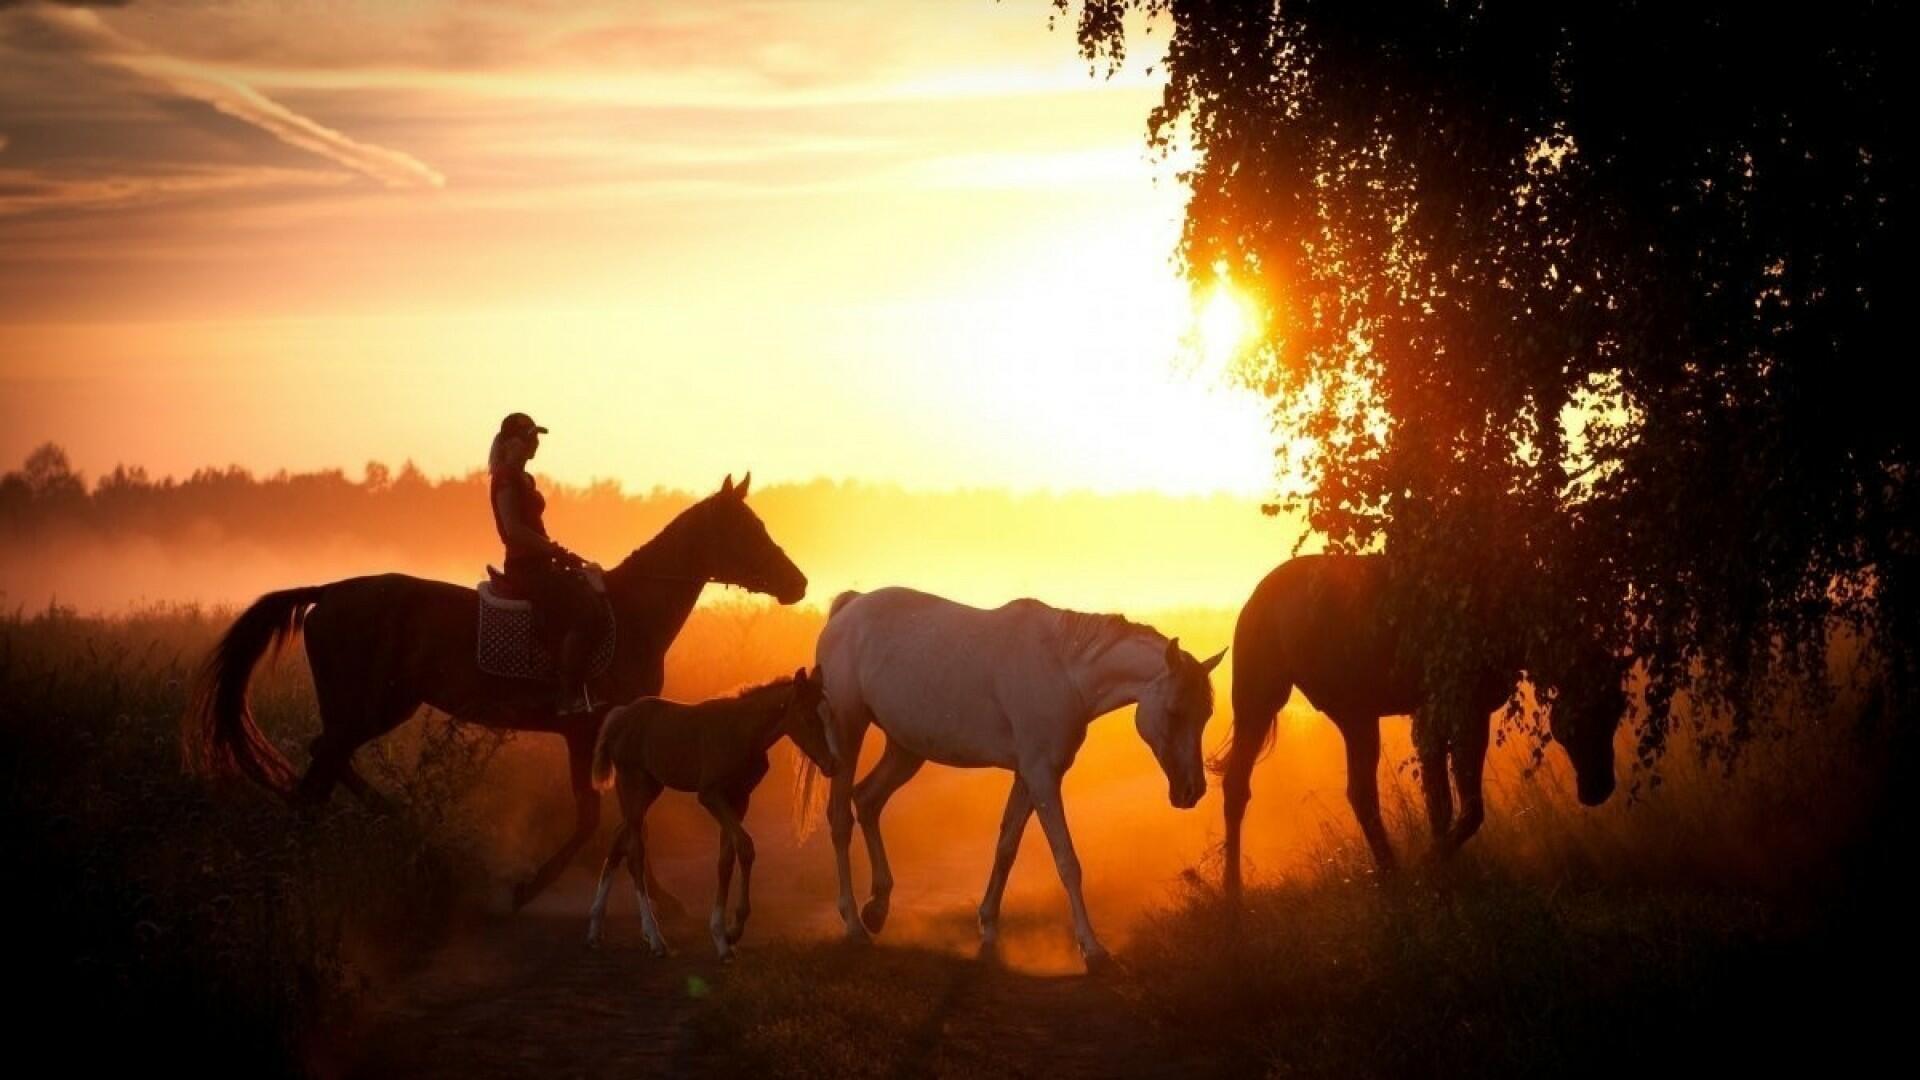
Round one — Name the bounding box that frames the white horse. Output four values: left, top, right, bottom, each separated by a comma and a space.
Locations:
813, 587, 1224, 971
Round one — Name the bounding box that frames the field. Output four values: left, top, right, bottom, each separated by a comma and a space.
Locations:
2, 601, 1903, 1077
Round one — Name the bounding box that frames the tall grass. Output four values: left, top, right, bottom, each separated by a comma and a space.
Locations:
0, 598, 833, 1075
1119, 690, 1907, 1078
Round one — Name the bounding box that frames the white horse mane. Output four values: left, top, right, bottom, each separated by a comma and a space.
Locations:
1046, 606, 1164, 666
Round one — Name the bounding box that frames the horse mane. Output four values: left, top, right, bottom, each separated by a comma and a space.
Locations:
609, 491, 717, 578
717, 673, 802, 705
1049, 607, 1162, 664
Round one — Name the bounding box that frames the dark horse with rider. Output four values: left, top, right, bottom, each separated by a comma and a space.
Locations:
185, 412, 807, 908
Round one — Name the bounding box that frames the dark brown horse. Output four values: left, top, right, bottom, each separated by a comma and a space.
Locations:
1217, 553, 1625, 895
186, 473, 806, 909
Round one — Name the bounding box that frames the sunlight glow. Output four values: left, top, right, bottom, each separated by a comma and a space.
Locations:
1196, 282, 1258, 374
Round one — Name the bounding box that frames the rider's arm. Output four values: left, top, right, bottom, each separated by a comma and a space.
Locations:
493, 483, 572, 562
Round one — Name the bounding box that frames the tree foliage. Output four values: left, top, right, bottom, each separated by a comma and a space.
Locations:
1058, 1, 1909, 762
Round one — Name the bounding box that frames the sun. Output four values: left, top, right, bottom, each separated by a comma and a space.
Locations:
1195, 282, 1258, 372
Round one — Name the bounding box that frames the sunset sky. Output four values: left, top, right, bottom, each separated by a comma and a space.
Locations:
0, 0, 1275, 496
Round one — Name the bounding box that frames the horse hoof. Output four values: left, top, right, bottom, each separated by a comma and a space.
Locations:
976, 936, 1001, 963
726, 926, 746, 946
585, 931, 603, 950
860, 899, 889, 934
1082, 947, 1113, 975
649, 944, 670, 959
843, 925, 873, 945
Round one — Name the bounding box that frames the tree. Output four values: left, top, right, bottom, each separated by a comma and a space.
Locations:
21, 443, 85, 501
1057, 1, 1909, 764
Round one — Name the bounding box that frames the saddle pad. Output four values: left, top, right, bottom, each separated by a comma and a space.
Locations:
476, 582, 616, 681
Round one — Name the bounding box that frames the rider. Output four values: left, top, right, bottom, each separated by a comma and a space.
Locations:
488, 412, 602, 714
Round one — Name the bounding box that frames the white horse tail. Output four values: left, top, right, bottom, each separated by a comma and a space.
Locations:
828, 590, 862, 619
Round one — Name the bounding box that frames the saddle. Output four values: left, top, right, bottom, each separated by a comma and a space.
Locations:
476, 565, 617, 681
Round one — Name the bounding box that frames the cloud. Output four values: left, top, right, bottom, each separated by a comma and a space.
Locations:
0, 1, 131, 9
15, 5, 443, 189
0, 163, 351, 217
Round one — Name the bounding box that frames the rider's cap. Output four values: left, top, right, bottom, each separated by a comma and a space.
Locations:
499, 412, 549, 438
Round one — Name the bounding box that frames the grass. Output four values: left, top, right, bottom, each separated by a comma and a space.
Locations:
0, 604, 496, 1075
685, 942, 971, 1080
680, 654, 1908, 1079
0, 599, 827, 1075
3, 599, 1906, 1077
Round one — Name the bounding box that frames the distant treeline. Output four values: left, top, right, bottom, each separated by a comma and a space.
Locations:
0, 442, 684, 566
0, 442, 1300, 614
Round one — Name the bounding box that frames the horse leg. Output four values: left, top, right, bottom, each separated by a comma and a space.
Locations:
639, 819, 687, 922
293, 675, 393, 809
977, 774, 1033, 956
1337, 715, 1396, 873
698, 788, 756, 960
724, 786, 756, 945
623, 782, 668, 957
338, 762, 399, 814
1441, 712, 1491, 856
586, 822, 630, 948
1023, 765, 1108, 972
1412, 708, 1454, 842
514, 725, 601, 910
335, 697, 418, 815
1223, 678, 1286, 899
292, 730, 352, 808
827, 713, 871, 942
853, 740, 925, 935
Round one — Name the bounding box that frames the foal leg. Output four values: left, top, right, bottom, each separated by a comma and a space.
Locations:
622, 783, 669, 957
586, 822, 630, 947
853, 741, 925, 935
977, 774, 1033, 955
724, 786, 756, 945
698, 788, 757, 960
639, 819, 686, 922
1337, 715, 1396, 873
1023, 765, 1108, 971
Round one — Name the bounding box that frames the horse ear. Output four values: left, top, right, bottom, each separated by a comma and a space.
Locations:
1199, 647, 1227, 674
720, 473, 735, 495
794, 666, 808, 684
1164, 637, 1181, 667
737, 471, 752, 498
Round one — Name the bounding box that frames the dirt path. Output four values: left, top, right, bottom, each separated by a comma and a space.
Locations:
348, 864, 1212, 1079
905, 960, 1217, 1079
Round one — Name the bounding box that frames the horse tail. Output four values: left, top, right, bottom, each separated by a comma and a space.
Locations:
827, 590, 861, 619
590, 705, 631, 792
1208, 609, 1285, 776
1208, 679, 1285, 775
184, 585, 327, 793
790, 717, 830, 843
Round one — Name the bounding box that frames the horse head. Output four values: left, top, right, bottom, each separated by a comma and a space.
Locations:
689, 473, 807, 604
1136, 638, 1225, 810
